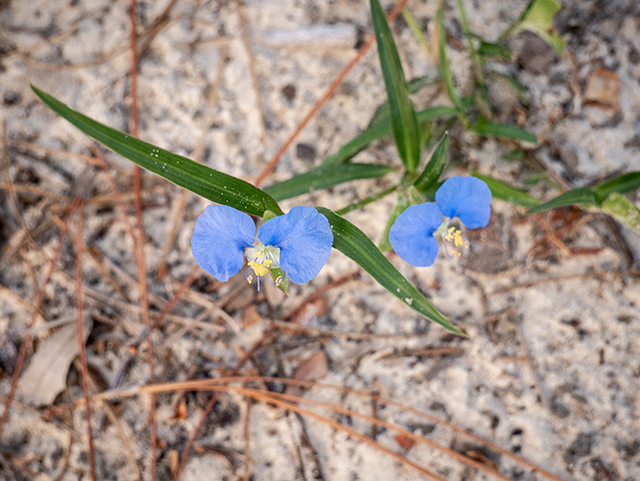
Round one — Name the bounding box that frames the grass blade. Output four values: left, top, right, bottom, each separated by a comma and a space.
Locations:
474, 119, 537, 143
592, 171, 640, 199
472, 173, 541, 207
526, 187, 600, 214
370, 0, 420, 172
264, 163, 395, 201
414, 133, 449, 192
323, 106, 457, 167
317, 207, 464, 335
31, 85, 282, 217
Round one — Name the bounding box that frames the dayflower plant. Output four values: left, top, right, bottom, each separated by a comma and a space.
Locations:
389, 176, 492, 267
191, 205, 333, 290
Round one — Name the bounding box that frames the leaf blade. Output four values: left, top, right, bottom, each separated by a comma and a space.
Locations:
370, 0, 420, 172
592, 171, 640, 199
264, 163, 395, 202
31, 85, 282, 217
317, 207, 464, 335
526, 188, 600, 214
474, 119, 538, 143
472, 172, 541, 207
414, 133, 449, 192
322, 106, 457, 167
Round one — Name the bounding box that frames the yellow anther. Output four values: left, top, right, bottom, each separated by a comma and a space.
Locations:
247, 258, 273, 278
247, 274, 253, 285
444, 227, 468, 249
275, 276, 283, 286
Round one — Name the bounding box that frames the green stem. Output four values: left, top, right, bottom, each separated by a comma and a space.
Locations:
394, 0, 432, 56
336, 185, 398, 215
454, 0, 484, 86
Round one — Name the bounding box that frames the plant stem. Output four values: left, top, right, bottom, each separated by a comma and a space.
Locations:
336, 185, 398, 215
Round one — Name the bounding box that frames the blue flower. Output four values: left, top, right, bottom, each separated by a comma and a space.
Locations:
389, 176, 491, 267
191, 205, 333, 286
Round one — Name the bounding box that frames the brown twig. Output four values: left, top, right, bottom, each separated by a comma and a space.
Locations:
253, 0, 411, 187
73, 199, 97, 481
0, 199, 80, 441
174, 268, 359, 479
151, 377, 567, 481
173, 323, 279, 480
128, 1, 156, 478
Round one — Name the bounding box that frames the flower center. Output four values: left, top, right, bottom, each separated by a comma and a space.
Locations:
244, 242, 281, 290
436, 219, 470, 258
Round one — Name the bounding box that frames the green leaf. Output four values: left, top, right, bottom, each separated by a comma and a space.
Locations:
414, 133, 449, 192
592, 171, 640, 199
474, 119, 538, 143
269, 267, 289, 296
264, 163, 394, 202
322, 106, 457, 167
32, 85, 282, 217
367, 76, 436, 130
597, 193, 640, 235
436, 6, 465, 113
370, 0, 421, 173
317, 207, 464, 335
512, 0, 564, 55
478, 41, 513, 60
526, 187, 600, 214
472, 172, 541, 207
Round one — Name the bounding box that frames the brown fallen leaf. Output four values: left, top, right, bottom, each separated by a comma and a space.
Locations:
583, 67, 620, 111
18, 320, 93, 406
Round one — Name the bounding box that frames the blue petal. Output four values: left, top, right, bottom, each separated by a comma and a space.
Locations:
389, 203, 442, 267
435, 176, 492, 229
191, 205, 256, 282
258, 206, 333, 283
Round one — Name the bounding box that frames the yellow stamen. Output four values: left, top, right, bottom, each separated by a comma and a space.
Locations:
247, 257, 272, 278
275, 276, 283, 286
444, 227, 469, 249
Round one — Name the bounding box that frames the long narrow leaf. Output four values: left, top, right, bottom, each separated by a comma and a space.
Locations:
474, 120, 538, 143
32, 85, 282, 217
414, 133, 449, 192
370, 0, 420, 172
592, 171, 640, 199
264, 163, 394, 202
472, 173, 541, 207
323, 106, 457, 167
526, 187, 600, 214
317, 207, 463, 335
367, 76, 436, 130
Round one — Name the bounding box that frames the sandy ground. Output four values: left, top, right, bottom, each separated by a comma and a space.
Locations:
1, 0, 639, 480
